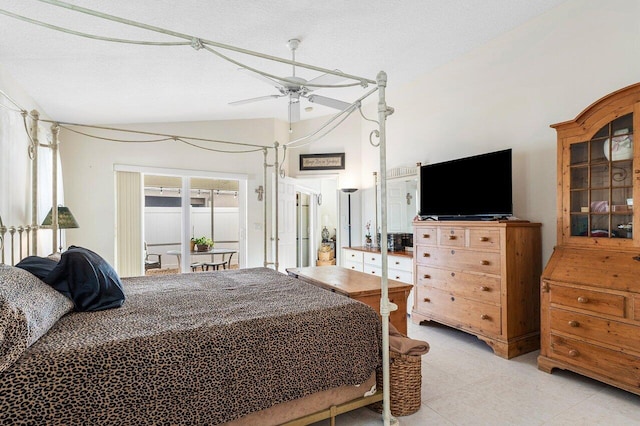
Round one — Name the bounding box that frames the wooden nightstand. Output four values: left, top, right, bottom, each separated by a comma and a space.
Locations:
287, 266, 413, 335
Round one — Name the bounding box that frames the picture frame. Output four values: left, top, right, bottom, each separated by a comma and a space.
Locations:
299, 153, 345, 171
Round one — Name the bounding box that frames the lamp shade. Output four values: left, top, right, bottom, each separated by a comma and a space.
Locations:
42, 206, 79, 229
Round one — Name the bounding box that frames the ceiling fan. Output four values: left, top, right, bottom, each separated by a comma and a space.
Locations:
229, 39, 352, 125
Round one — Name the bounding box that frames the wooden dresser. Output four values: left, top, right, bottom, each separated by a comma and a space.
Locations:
413, 220, 542, 358
539, 83, 640, 395
539, 247, 640, 394
342, 247, 413, 285
287, 266, 413, 335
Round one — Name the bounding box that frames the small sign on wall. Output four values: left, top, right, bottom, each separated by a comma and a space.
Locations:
299, 153, 345, 171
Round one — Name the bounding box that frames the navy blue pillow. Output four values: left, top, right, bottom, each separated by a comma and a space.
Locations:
15, 256, 59, 280
44, 246, 125, 312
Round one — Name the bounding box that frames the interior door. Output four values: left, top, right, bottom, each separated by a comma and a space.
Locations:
276, 177, 297, 272
275, 176, 319, 272
387, 182, 405, 233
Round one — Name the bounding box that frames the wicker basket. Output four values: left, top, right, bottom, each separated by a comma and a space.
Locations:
369, 351, 422, 416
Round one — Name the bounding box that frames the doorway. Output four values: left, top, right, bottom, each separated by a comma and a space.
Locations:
296, 192, 311, 267
143, 175, 241, 273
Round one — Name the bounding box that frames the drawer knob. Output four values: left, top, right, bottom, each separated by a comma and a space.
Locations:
423, 233, 431, 238
568, 349, 579, 357
395, 275, 400, 279
371, 271, 376, 274
479, 236, 489, 242
423, 274, 431, 279
423, 253, 430, 257
370, 257, 376, 261
479, 286, 490, 292
448, 235, 457, 240
481, 260, 490, 265
577, 296, 589, 304
480, 314, 490, 320
423, 297, 431, 303
568, 320, 580, 328
395, 261, 400, 265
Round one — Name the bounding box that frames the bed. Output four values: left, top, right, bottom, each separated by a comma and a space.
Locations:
0, 262, 382, 425
0, 4, 399, 423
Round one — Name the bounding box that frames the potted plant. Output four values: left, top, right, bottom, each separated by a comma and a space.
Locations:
365, 220, 372, 248
193, 236, 213, 252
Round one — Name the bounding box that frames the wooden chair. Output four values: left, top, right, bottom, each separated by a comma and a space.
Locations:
144, 242, 162, 270
204, 252, 234, 271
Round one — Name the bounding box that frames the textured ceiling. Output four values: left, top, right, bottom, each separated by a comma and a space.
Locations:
0, 0, 567, 125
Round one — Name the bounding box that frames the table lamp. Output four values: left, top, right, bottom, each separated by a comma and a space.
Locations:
42, 206, 79, 252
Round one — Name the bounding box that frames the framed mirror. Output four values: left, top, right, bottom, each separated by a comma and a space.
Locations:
386, 177, 417, 233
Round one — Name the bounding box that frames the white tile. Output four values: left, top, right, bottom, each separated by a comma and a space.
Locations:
316, 321, 640, 426
323, 321, 640, 426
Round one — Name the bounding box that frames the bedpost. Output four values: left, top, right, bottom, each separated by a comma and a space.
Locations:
29, 110, 39, 255
273, 141, 280, 271
376, 70, 397, 426
51, 123, 60, 253
263, 147, 269, 268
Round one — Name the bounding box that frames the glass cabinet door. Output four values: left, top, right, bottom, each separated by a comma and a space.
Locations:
569, 113, 634, 239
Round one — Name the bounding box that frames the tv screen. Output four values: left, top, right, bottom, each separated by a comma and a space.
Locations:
419, 149, 512, 219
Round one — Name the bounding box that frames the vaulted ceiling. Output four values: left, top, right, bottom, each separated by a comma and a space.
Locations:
0, 0, 567, 125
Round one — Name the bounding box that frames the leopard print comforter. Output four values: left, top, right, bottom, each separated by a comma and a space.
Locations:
0, 267, 382, 425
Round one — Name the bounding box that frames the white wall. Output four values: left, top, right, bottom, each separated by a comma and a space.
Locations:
359, 0, 640, 264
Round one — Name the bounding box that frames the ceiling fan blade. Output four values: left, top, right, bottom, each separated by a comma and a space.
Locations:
305, 70, 347, 87
289, 100, 300, 123
229, 94, 282, 106
238, 68, 284, 89
307, 94, 352, 111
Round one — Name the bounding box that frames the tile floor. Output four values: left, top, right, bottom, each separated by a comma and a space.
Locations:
313, 318, 640, 425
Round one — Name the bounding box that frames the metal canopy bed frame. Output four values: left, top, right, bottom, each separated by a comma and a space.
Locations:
0, 1, 399, 424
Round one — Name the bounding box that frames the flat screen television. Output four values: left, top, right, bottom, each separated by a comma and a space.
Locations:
419, 148, 512, 219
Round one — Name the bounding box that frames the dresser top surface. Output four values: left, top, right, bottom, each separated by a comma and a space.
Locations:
342, 246, 413, 258
287, 266, 413, 297
413, 220, 541, 228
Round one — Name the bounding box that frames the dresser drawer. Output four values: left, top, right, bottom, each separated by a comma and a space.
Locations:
550, 308, 640, 353
416, 286, 501, 335
364, 265, 382, 277
468, 228, 501, 250
388, 268, 412, 283
343, 249, 363, 263
388, 255, 412, 272
343, 260, 363, 272
416, 265, 500, 304
416, 246, 501, 275
415, 227, 437, 245
438, 227, 465, 247
549, 334, 640, 389
363, 252, 382, 266
550, 285, 625, 318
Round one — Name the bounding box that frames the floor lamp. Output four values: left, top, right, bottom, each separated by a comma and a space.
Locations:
341, 188, 357, 247
42, 206, 80, 252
